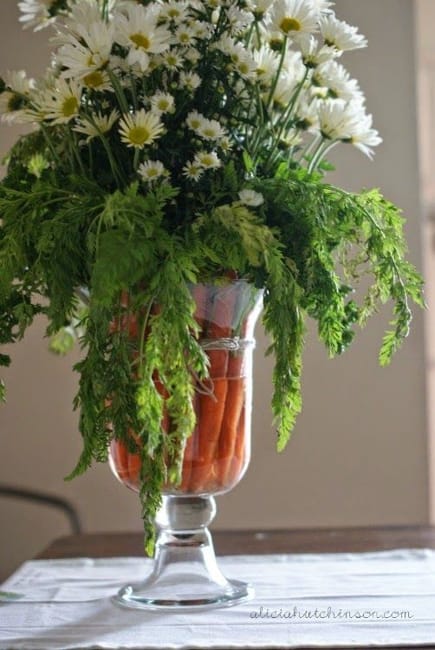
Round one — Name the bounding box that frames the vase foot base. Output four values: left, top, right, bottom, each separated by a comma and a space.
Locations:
113, 579, 254, 611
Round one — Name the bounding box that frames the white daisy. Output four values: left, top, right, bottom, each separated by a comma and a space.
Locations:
192, 21, 213, 40
56, 21, 114, 80
119, 109, 164, 149
0, 91, 28, 124
159, 1, 189, 24
179, 71, 202, 91
197, 118, 227, 141
18, 0, 56, 31
269, 0, 320, 38
160, 50, 185, 70
247, 0, 275, 20
239, 189, 264, 206
254, 46, 280, 85
321, 15, 367, 52
174, 25, 196, 47
347, 112, 382, 158
234, 51, 257, 80
74, 109, 119, 142
138, 160, 168, 183
183, 160, 203, 181
313, 61, 362, 102
295, 97, 320, 132
225, 4, 254, 35
58, 0, 105, 39
183, 48, 201, 64
115, 4, 171, 70
220, 136, 233, 152
280, 128, 303, 146
312, 0, 334, 13
297, 34, 335, 68
40, 78, 82, 124
150, 92, 175, 114
317, 99, 381, 157
186, 110, 204, 131
194, 151, 222, 169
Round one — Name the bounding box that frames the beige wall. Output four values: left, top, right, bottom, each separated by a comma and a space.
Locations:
0, 0, 429, 580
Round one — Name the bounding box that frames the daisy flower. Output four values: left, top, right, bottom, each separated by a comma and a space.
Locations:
191, 21, 213, 40
74, 109, 119, 142
270, 0, 320, 38
313, 61, 363, 102
348, 112, 382, 158
280, 128, 303, 146
56, 21, 114, 81
254, 46, 280, 85
234, 51, 257, 80
225, 5, 253, 35
317, 99, 381, 157
150, 92, 175, 114
297, 34, 335, 68
186, 110, 204, 131
321, 15, 367, 52
312, 0, 334, 12
183, 48, 201, 64
159, 1, 189, 24
239, 189, 264, 207
40, 78, 82, 124
178, 71, 202, 91
115, 4, 171, 71
138, 160, 168, 183
174, 25, 196, 47
160, 50, 185, 70
182, 161, 203, 181
194, 151, 222, 169
18, 0, 56, 31
119, 109, 164, 149
247, 0, 275, 20
197, 118, 227, 141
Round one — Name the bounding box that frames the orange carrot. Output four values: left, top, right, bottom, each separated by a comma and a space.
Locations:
227, 407, 248, 487
216, 375, 245, 487
188, 378, 228, 493
215, 287, 250, 487
187, 282, 240, 492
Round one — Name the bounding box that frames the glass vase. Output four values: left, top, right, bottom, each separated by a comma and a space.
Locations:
109, 280, 263, 610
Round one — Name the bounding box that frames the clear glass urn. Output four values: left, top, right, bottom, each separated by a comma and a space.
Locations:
109, 280, 263, 610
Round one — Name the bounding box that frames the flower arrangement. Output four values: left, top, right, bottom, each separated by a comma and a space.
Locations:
0, 0, 423, 551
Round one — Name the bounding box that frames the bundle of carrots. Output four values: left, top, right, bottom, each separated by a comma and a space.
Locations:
110, 281, 260, 496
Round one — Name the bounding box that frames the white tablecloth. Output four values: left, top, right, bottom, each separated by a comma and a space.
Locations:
1, 550, 435, 649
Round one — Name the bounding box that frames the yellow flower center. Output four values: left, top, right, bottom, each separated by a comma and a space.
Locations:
127, 125, 150, 146
203, 128, 215, 138
279, 17, 301, 33
83, 71, 105, 88
61, 96, 79, 118
147, 168, 159, 177
130, 32, 151, 50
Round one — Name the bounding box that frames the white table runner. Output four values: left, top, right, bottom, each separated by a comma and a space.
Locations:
1, 550, 435, 649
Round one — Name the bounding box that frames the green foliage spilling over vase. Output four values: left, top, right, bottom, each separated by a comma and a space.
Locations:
0, 0, 424, 552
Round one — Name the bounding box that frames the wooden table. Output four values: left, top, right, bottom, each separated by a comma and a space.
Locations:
38, 526, 435, 650
39, 524, 435, 559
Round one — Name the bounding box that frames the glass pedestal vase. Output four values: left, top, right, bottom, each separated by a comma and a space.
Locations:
109, 280, 263, 610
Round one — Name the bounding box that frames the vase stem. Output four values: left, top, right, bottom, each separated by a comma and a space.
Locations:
114, 496, 253, 610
